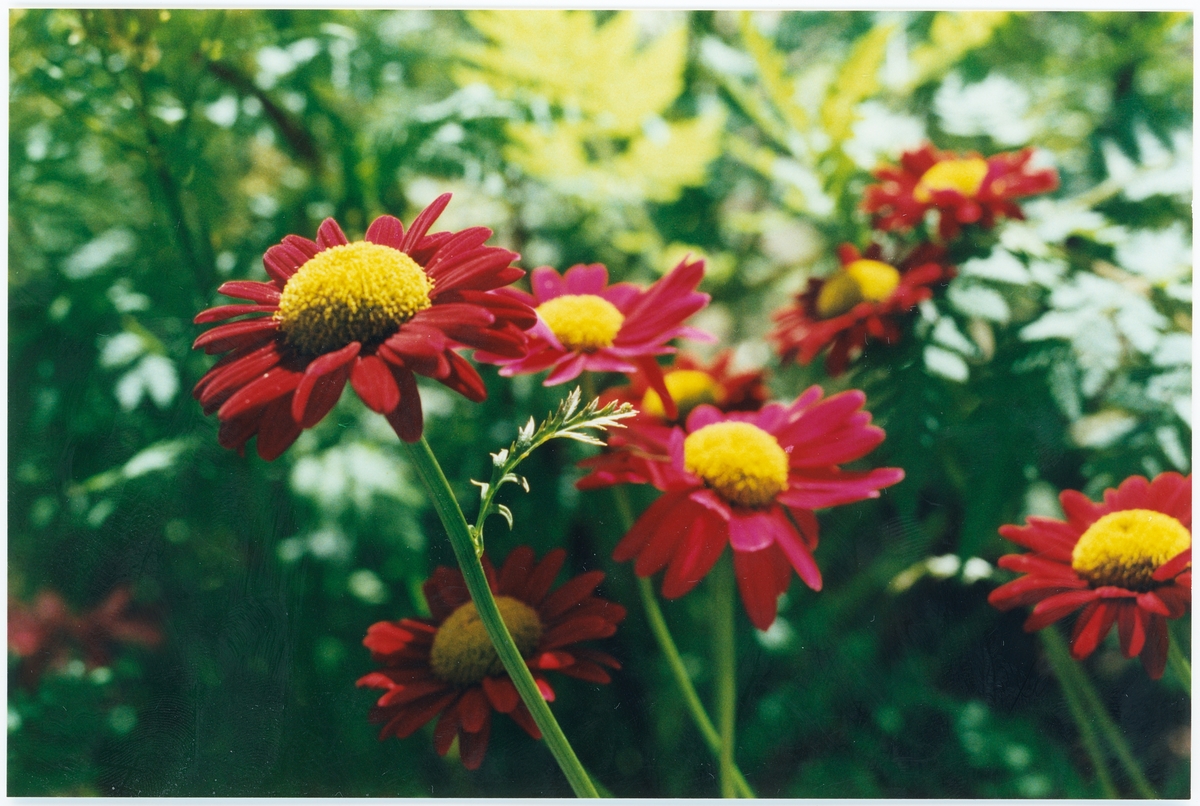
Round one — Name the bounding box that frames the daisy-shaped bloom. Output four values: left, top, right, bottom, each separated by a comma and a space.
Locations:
192, 194, 536, 459
862, 143, 1059, 240
988, 473, 1191, 679
770, 242, 953, 376
475, 259, 712, 419
356, 547, 625, 770
585, 389, 904, 629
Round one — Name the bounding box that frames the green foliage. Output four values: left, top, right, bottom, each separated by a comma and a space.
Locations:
9, 9, 1190, 798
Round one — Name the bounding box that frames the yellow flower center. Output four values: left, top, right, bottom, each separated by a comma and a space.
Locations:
429, 596, 543, 687
913, 157, 989, 203
275, 242, 434, 356
683, 421, 789, 508
815, 259, 901, 318
536, 294, 625, 352
641, 370, 722, 420
1071, 509, 1191, 591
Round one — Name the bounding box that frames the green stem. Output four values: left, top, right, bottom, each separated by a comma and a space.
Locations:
1167, 622, 1190, 697
1043, 628, 1157, 798
1039, 630, 1119, 798
403, 437, 599, 798
611, 486, 755, 797
713, 556, 738, 799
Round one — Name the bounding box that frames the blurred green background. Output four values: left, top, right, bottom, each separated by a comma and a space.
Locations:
8, 9, 1191, 797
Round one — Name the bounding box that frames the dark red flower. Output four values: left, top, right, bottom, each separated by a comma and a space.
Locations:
862, 143, 1059, 240
581, 390, 904, 629
357, 547, 625, 770
192, 194, 536, 459
770, 242, 954, 375
988, 473, 1191, 679
8, 587, 161, 689
475, 259, 711, 419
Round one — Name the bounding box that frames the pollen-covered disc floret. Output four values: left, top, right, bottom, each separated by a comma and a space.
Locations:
1071, 509, 1191, 591
429, 597, 543, 686
536, 294, 624, 352
815, 259, 902, 318
913, 157, 988, 203
642, 369, 721, 419
276, 242, 434, 355
357, 547, 625, 770
989, 472, 1192, 680
685, 422, 788, 508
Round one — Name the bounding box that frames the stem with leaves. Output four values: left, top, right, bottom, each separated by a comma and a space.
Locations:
402, 391, 633, 798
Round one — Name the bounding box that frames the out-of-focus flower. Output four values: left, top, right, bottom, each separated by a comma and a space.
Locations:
192, 194, 535, 459
988, 473, 1191, 679
601, 350, 769, 424
8, 587, 161, 689
582, 391, 904, 629
476, 260, 711, 418
356, 547, 624, 769
862, 143, 1058, 240
770, 242, 954, 375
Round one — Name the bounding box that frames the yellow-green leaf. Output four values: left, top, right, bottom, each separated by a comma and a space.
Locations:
819, 22, 894, 145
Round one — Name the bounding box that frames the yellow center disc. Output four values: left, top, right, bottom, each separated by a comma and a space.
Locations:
913, 157, 989, 203
641, 369, 722, 420
429, 596, 543, 687
815, 259, 901, 318
536, 294, 625, 352
683, 421, 789, 508
276, 241, 434, 355
1071, 509, 1191, 591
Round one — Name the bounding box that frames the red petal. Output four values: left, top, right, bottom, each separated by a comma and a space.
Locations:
217, 365, 303, 420
661, 520, 725, 598
216, 280, 281, 304
614, 491, 687, 563
384, 366, 424, 443
458, 687, 490, 734
1140, 615, 1169, 679
401, 193, 452, 252
1023, 589, 1098, 632
481, 676, 520, 713
524, 549, 566, 605
458, 715, 491, 770
436, 351, 487, 402
316, 218, 349, 249
350, 354, 401, 414
540, 571, 605, 620
291, 341, 359, 427
365, 215, 405, 249
1069, 600, 1118, 659
193, 317, 280, 355
1117, 602, 1146, 658
497, 546, 537, 597
734, 549, 780, 630
380, 691, 457, 740
194, 304, 277, 324
255, 395, 302, 461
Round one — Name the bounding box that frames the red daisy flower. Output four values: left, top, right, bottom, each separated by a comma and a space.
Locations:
770, 242, 954, 375
582, 389, 904, 629
356, 547, 625, 770
862, 143, 1059, 241
192, 194, 536, 460
474, 259, 712, 419
8, 587, 161, 690
988, 473, 1191, 679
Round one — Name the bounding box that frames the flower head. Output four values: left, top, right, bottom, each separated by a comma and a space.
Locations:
192, 194, 536, 459
475, 259, 712, 419
8, 587, 161, 690
988, 473, 1191, 679
356, 547, 625, 770
862, 143, 1059, 240
582, 389, 904, 629
770, 242, 954, 375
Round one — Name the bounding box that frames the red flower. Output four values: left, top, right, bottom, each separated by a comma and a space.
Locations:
8, 587, 161, 689
192, 194, 536, 459
356, 547, 625, 770
770, 242, 954, 375
475, 259, 712, 419
582, 390, 904, 629
862, 143, 1059, 240
988, 473, 1191, 679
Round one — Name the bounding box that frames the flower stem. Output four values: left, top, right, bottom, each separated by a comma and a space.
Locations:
713, 555, 738, 799
1042, 627, 1157, 798
404, 437, 599, 798
1039, 629, 1119, 798
1167, 622, 1190, 697
612, 487, 755, 797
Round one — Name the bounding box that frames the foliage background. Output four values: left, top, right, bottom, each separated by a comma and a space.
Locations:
8, 9, 1191, 797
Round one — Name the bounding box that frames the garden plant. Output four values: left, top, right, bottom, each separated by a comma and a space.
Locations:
8, 9, 1192, 798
